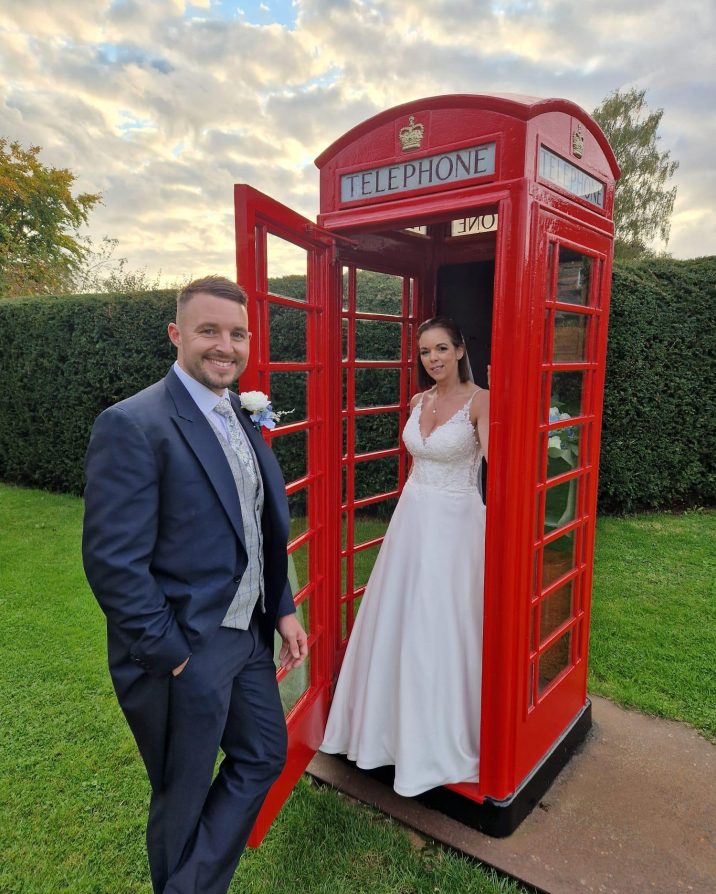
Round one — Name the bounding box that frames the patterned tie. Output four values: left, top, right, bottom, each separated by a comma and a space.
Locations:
214, 397, 257, 484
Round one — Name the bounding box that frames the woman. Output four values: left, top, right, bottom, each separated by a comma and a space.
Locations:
321, 317, 489, 796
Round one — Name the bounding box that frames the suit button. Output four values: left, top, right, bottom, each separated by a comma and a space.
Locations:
233, 575, 241, 583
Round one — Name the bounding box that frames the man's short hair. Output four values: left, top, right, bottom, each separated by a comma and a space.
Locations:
177, 276, 248, 313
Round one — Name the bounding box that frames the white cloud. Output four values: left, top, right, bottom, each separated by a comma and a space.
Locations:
0, 0, 712, 282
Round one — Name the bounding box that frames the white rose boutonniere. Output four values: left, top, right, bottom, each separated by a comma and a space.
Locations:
239, 391, 292, 431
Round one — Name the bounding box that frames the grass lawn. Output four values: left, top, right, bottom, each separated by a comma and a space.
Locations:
588, 509, 716, 739
0, 485, 525, 894
1, 485, 713, 892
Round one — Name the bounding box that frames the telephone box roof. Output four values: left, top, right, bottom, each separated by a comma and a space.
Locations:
315, 93, 620, 179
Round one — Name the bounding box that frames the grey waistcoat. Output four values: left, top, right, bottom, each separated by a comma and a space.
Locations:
208, 418, 266, 629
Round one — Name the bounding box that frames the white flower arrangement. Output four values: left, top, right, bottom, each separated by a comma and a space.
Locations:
546, 405, 580, 528
239, 391, 292, 431
547, 406, 579, 465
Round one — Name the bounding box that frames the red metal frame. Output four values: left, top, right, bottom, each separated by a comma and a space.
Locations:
234, 186, 335, 844
337, 262, 420, 660
234, 93, 619, 838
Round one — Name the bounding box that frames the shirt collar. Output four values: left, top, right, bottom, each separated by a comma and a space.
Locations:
173, 361, 229, 416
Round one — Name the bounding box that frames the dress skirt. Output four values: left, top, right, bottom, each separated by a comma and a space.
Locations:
320, 478, 485, 796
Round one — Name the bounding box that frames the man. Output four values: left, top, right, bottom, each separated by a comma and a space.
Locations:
82, 275, 307, 894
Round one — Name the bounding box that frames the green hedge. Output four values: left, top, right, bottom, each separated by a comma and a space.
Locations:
0, 261, 713, 514
599, 256, 715, 513
0, 289, 176, 494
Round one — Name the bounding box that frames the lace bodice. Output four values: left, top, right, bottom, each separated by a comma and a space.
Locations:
402, 392, 482, 493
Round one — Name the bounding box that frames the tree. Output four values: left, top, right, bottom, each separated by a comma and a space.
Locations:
593, 88, 679, 260
0, 138, 101, 297
71, 236, 163, 294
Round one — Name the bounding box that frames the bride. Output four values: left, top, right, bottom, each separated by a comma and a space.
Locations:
320, 317, 489, 796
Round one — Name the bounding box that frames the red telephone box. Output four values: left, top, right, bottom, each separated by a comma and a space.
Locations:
235, 93, 620, 840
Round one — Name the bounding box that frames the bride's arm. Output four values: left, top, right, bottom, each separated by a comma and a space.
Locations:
405, 392, 423, 479
470, 389, 490, 461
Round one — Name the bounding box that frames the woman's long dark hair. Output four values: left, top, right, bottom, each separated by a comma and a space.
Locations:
416, 317, 471, 389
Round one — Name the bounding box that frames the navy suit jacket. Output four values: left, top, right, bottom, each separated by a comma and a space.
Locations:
82, 368, 294, 786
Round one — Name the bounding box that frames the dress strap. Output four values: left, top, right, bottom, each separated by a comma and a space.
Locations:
462, 387, 482, 413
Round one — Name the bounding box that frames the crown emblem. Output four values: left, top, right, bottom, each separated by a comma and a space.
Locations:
399, 115, 424, 151
572, 126, 584, 159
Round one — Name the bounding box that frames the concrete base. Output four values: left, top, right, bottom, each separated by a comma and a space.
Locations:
307, 696, 716, 894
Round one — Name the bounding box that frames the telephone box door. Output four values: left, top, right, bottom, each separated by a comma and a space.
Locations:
234, 185, 336, 843
516, 207, 612, 778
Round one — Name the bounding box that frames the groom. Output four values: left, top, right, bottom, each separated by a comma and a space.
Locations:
82, 275, 307, 894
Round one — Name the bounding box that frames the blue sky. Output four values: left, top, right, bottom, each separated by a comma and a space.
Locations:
0, 0, 713, 281
201, 1, 298, 28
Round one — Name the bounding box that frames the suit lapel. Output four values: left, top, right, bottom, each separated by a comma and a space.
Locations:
165, 370, 247, 551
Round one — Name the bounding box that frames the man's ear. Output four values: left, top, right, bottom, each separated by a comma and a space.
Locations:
167, 322, 181, 349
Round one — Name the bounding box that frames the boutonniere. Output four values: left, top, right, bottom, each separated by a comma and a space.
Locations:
239, 391, 292, 432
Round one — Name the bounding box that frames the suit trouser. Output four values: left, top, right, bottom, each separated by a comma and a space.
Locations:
147, 620, 287, 894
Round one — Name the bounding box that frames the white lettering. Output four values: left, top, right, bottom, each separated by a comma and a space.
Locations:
538, 147, 605, 208
450, 214, 499, 237
340, 142, 496, 202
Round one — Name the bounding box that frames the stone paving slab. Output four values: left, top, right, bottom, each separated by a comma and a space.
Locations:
307, 696, 715, 893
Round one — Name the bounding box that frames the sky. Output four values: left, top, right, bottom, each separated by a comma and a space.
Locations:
1, 0, 714, 283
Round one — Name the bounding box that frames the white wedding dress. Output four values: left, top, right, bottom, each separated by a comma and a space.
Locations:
320, 392, 486, 796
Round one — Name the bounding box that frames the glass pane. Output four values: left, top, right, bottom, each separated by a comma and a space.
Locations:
354, 508, 390, 545
450, 213, 498, 237
356, 270, 403, 315
536, 433, 547, 485
538, 630, 572, 694
342, 268, 350, 312
355, 320, 401, 361
277, 648, 310, 714
266, 233, 307, 300
342, 318, 349, 360
547, 423, 583, 479
341, 557, 349, 597
287, 490, 308, 539
272, 429, 307, 485
543, 308, 552, 361
354, 542, 381, 589
556, 248, 591, 306
542, 529, 576, 589
550, 371, 585, 421
355, 413, 400, 454
530, 607, 537, 652
544, 478, 579, 532
355, 367, 400, 407
553, 312, 588, 362
269, 304, 306, 362
341, 601, 348, 640
341, 512, 349, 551
576, 618, 584, 661
270, 371, 307, 423
342, 367, 349, 410
546, 242, 556, 297
288, 541, 309, 593
540, 581, 574, 643
351, 593, 364, 619
354, 456, 399, 501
